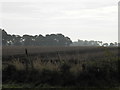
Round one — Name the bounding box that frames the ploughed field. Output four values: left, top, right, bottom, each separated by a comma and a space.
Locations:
2, 46, 120, 88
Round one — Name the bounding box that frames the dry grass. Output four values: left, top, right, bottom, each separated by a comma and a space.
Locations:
2, 46, 118, 73
3, 55, 85, 73
9, 58, 25, 70
33, 58, 59, 71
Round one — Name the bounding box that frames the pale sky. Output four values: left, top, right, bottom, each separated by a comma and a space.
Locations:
0, 0, 119, 43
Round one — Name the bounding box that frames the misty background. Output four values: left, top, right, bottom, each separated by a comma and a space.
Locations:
0, 0, 119, 43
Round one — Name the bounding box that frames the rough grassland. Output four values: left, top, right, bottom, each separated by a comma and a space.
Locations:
2, 46, 120, 88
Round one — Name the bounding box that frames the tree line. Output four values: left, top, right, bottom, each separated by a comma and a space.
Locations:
0, 28, 118, 46
1, 29, 72, 46
71, 39, 118, 47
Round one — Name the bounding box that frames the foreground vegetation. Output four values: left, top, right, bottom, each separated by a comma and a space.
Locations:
2, 46, 120, 88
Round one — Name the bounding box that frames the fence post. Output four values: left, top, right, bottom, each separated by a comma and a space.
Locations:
25, 48, 34, 71
25, 48, 29, 71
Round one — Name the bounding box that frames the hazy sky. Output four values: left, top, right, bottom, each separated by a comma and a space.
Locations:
0, 0, 119, 43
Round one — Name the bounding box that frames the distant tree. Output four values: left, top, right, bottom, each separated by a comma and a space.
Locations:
6, 34, 13, 45
114, 42, 118, 46
98, 41, 103, 46
44, 34, 72, 46
56, 34, 72, 46
78, 39, 84, 46
35, 34, 45, 46
45, 34, 57, 46
71, 40, 100, 46
118, 43, 120, 47
2, 29, 8, 45
2, 30, 13, 46
94, 41, 99, 46
12, 35, 22, 46
65, 37, 72, 46
102, 43, 108, 47
23, 35, 33, 46
109, 43, 114, 47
